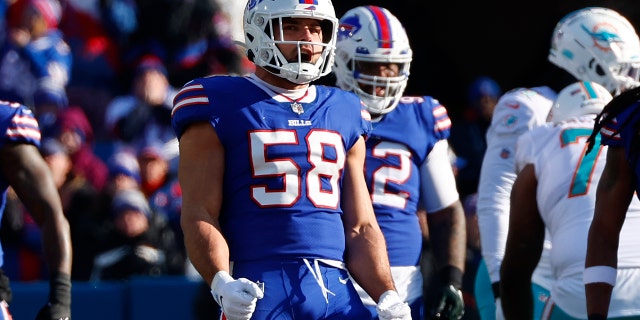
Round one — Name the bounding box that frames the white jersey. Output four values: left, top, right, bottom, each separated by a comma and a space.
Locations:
476, 86, 556, 286
516, 116, 640, 318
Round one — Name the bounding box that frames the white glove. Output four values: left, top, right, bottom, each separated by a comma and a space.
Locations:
495, 297, 505, 320
210, 271, 264, 320
376, 290, 412, 320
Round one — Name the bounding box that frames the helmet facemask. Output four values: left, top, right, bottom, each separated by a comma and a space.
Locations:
349, 58, 410, 115
243, 0, 338, 84
334, 6, 412, 116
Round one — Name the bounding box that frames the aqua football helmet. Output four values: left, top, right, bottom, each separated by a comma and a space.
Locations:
334, 6, 412, 115
549, 7, 640, 95
547, 81, 612, 123
243, 0, 338, 84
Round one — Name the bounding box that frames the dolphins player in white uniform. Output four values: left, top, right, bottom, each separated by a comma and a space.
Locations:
501, 81, 640, 319
475, 84, 556, 319
475, 7, 640, 319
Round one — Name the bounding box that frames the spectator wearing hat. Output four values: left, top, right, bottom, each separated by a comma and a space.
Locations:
107, 148, 141, 192
33, 84, 68, 138
0, 0, 71, 111
104, 55, 178, 153
449, 76, 502, 198
90, 189, 184, 281
54, 106, 109, 192
137, 142, 183, 255
95, 147, 142, 231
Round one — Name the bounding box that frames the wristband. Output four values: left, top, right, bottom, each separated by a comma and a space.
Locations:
49, 272, 71, 306
587, 315, 607, 320
439, 266, 463, 289
583, 266, 616, 286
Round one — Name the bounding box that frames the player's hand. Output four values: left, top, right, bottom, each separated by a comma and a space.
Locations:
495, 297, 505, 320
210, 271, 264, 320
431, 284, 464, 319
376, 290, 411, 320
36, 273, 71, 320
35, 302, 70, 320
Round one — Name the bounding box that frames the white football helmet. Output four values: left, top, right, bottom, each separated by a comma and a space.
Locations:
243, 0, 338, 84
549, 7, 640, 95
334, 6, 412, 115
547, 81, 612, 123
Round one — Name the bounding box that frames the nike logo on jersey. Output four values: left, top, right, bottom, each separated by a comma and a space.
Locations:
288, 119, 312, 127
338, 277, 349, 284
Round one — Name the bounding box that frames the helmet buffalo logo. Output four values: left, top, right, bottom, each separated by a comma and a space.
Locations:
246, 0, 263, 10
581, 23, 623, 52
338, 15, 362, 40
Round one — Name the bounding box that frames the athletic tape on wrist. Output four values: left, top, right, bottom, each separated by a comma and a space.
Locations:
49, 272, 71, 306
439, 265, 463, 289
583, 266, 616, 286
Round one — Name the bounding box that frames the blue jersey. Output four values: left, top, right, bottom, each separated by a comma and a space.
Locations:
365, 96, 451, 266
172, 75, 372, 263
599, 101, 640, 197
0, 101, 41, 267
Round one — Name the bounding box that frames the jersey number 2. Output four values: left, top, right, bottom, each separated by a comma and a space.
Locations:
371, 141, 411, 208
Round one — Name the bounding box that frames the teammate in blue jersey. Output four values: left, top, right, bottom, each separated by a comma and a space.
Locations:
0, 100, 72, 319
333, 6, 466, 320
170, 0, 410, 319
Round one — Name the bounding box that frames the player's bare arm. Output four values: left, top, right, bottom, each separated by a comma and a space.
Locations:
0, 142, 71, 273
341, 136, 395, 303
585, 146, 635, 317
178, 121, 229, 285
428, 202, 466, 275
501, 164, 545, 319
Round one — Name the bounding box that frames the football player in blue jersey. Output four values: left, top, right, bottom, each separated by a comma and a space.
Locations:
0, 100, 72, 320
170, 0, 410, 319
333, 6, 466, 320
